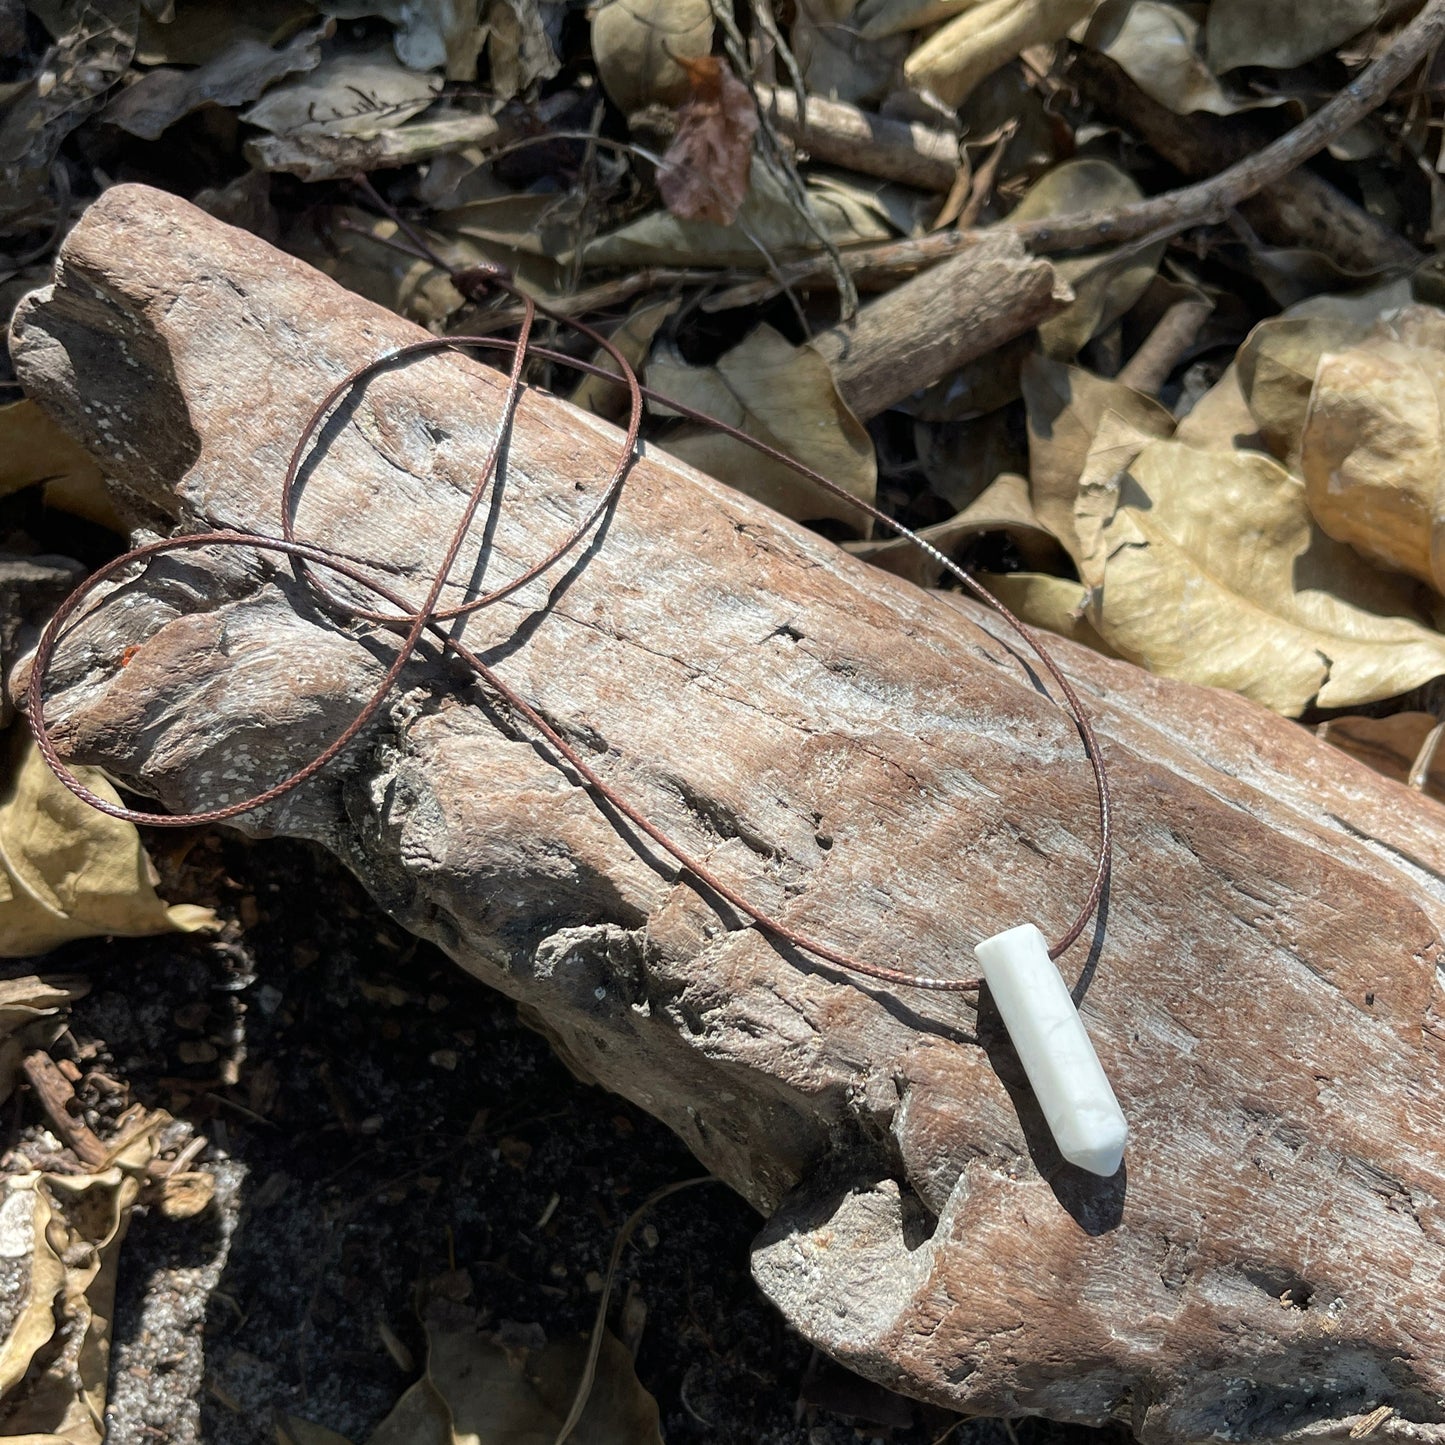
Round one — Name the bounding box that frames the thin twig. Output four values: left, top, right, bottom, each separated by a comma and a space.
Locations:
1012, 0, 1445, 255
553, 1176, 719, 1445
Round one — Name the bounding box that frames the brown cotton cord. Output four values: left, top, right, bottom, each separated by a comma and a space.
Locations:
26, 271, 1112, 992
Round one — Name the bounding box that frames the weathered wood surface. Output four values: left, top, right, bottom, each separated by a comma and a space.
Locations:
11, 186, 1445, 1445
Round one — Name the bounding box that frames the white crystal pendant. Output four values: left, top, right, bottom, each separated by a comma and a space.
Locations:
974, 923, 1128, 1177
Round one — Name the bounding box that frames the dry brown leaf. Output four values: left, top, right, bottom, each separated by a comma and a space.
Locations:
1021, 355, 1173, 558
240, 42, 442, 136
1299, 305, 1445, 589
1172, 363, 1263, 452
0, 731, 218, 959
1083, 1, 1248, 117
591, 0, 714, 113
904, 0, 1093, 108
1205, 0, 1401, 73
0, 974, 89, 1109
1073, 439, 1445, 715
1007, 160, 1165, 359
366, 1324, 662, 1445
657, 56, 759, 226
0, 1164, 146, 1445
974, 570, 1119, 656
792, 0, 908, 104
583, 162, 895, 269
482, 0, 560, 99
648, 325, 877, 529
571, 298, 680, 423
0, 399, 117, 530
104, 24, 325, 139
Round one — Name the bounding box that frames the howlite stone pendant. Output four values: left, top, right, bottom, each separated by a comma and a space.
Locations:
974, 923, 1127, 1177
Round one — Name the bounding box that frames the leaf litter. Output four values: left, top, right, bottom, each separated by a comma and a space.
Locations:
7, 0, 1445, 1437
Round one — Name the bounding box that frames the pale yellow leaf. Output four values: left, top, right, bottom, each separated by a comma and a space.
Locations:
1021, 355, 1173, 558
1299, 305, 1445, 589
648, 324, 877, 529
0, 400, 116, 529
975, 571, 1119, 657
0, 733, 219, 958
1086, 441, 1445, 715
572, 299, 680, 424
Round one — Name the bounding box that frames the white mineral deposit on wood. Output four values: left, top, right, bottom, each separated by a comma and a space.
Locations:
974, 923, 1127, 1176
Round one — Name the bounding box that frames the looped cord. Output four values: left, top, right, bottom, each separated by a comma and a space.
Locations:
26, 273, 1112, 992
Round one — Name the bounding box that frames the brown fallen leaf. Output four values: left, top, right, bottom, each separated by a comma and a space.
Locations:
366, 1323, 662, 1445
1083, 0, 1252, 117
104, 24, 326, 140
904, 0, 1093, 108
647, 323, 877, 529
851, 471, 1063, 585
657, 56, 759, 226
0, 1138, 160, 1445
1205, 0, 1405, 73
571, 298, 680, 423
240, 42, 442, 136
0, 729, 218, 959
1299, 304, 1445, 589
591, 0, 714, 113
0, 398, 121, 531
1021, 355, 1173, 558
972, 570, 1119, 656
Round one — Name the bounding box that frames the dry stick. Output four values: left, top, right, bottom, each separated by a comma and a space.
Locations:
754, 82, 962, 193
1115, 296, 1214, 395
810, 230, 1067, 418
1067, 48, 1419, 275
709, 1, 1445, 310
21, 1050, 108, 1167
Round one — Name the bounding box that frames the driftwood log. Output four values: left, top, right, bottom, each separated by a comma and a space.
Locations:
10, 186, 1445, 1445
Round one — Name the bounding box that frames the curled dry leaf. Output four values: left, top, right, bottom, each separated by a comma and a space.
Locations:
1083, 1, 1244, 118
104, 24, 326, 140
904, 0, 1094, 109
647, 324, 877, 529
1206, 0, 1404, 73
240, 42, 443, 136
482, 0, 561, 101
365, 1323, 662, 1445
0, 1157, 154, 1445
1007, 159, 1165, 360
1230, 278, 1413, 461
571, 298, 680, 423
0, 731, 218, 959
591, 0, 714, 113
0, 974, 89, 1108
1299, 304, 1445, 589
1022, 354, 1173, 558
657, 56, 759, 226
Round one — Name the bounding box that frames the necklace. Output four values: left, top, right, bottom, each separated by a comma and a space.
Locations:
27, 271, 1125, 1176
